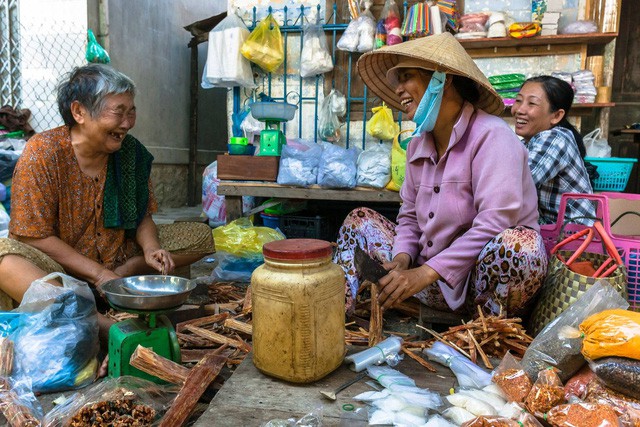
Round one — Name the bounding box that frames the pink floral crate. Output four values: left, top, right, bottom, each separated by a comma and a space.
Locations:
540, 192, 640, 311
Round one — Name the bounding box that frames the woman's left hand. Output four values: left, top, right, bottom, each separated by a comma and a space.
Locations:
377, 265, 439, 310
145, 249, 175, 275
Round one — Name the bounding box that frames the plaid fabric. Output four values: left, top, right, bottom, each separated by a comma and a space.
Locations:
526, 126, 595, 224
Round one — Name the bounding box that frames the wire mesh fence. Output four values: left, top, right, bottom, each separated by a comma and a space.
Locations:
1, 0, 86, 133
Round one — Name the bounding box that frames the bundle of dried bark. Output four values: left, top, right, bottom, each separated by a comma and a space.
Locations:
0, 338, 40, 427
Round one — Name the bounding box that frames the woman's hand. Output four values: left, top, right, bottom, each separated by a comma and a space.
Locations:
94, 268, 121, 296
144, 249, 175, 275
377, 264, 440, 310
382, 253, 412, 272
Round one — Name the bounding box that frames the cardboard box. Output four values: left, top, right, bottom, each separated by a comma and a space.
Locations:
541, 25, 559, 36
216, 154, 280, 181
541, 12, 561, 24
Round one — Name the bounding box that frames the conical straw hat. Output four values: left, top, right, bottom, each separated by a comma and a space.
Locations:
357, 33, 504, 116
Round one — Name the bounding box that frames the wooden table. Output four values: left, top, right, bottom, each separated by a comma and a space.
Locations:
194, 351, 456, 426
217, 181, 402, 221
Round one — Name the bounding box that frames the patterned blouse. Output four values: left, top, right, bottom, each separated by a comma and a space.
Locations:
9, 126, 157, 269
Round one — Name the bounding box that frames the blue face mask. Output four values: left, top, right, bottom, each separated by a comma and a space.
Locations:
411, 71, 446, 136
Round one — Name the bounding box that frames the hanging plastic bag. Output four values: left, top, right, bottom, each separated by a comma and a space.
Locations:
377, 0, 402, 47
300, 23, 333, 78
85, 29, 110, 64
357, 142, 391, 188
0, 273, 99, 393
318, 90, 346, 143
317, 143, 359, 188
240, 14, 284, 73
277, 140, 323, 186
385, 129, 412, 191
367, 104, 399, 141
583, 128, 612, 158
337, 2, 376, 53
205, 13, 255, 88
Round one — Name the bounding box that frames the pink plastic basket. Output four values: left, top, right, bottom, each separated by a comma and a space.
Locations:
540, 192, 640, 311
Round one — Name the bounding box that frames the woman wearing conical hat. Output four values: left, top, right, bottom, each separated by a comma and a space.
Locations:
333, 33, 548, 317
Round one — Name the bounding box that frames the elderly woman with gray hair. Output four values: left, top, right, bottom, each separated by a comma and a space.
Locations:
0, 64, 214, 313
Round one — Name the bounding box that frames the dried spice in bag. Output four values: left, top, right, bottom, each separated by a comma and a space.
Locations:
524, 368, 566, 415
590, 356, 640, 399
492, 352, 533, 403
584, 378, 640, 427
461, 416, 520, 427
579, 309, 640, 361
546, 402, 619, 427
563, 365, 595, 400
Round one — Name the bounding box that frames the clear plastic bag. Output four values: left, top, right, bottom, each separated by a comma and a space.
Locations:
367, 104, 399, 141
240, 14, 284, 73
559, 20, 598, 34
425, 341, 493, 389
356, 143, 391, 189
547, 402, 619, 427
590, 357, 640, 398
524, 368, 566, 415
41, 376, 173, 427
277, 141, 323, 186
85, 29, 110, 64
300, 23, 333, 78
337, 7, 375, 52
0, 376, 42, 426
521, 281, 629, 383
205, 13, 255, 88
2, 273, 99, 393
213, 250, 265, 282
317, 143, 359, 189
318, 90, 346, 143
492, 352, 533, 403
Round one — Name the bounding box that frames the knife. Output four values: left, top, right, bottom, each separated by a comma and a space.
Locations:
354, 245, 389, 284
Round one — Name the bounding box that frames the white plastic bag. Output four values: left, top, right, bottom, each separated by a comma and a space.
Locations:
584, 128, 612, 158
337, 8, 376, 53
300, 23, 333, 78
277, 140, 323, 186
318, 90, 346, 143
317, 143, 359, 188
356, 143, 391, 188
204, 13, 255, 88
202, 162, 255, 226
424, 341, 492, 388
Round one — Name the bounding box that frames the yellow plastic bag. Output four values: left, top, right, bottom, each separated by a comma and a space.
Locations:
579, 309, 640, 361
240, 14, 284, 73
366, 104, 399, 141
213, 217, 284, 257
385, 129, 412, 191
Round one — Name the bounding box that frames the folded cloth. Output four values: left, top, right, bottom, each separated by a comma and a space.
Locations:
103, 134, 154, 236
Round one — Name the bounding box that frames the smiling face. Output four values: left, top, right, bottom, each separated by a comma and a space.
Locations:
73, 92, 137, 153
511, 81, 564, 143
390, 68, 432, 120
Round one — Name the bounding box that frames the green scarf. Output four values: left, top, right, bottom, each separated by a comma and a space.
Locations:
103, 134, 154, 237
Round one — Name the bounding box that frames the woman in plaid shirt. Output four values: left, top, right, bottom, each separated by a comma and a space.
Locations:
512, 75, 595, 224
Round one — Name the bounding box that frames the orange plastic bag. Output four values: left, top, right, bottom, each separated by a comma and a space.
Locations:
579, 309, 640, 361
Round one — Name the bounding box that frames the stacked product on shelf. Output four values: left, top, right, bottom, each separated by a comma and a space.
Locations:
533, 0, 563, 35
488, 74, 526, 107
572, 70, 597, 103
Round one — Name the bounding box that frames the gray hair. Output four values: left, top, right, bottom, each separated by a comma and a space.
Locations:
56, 64, 136, 127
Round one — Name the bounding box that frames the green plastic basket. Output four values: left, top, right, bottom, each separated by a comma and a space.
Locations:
585, 156, 638, 192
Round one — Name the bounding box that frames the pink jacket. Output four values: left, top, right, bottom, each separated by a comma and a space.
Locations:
392, 102, 539, 310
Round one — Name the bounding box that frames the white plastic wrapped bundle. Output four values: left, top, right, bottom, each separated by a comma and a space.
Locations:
344, 335, 402, 371
300, 23, 333, 78
205, 14, 255, 88
445, 393, 498, 416
425, 341, 493, 388
442, 406, 476, 425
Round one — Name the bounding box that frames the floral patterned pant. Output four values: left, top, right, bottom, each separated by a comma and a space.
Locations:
332, 207, 548, 317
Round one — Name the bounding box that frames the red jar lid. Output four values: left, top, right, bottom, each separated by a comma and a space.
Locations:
263, 239, 332, 260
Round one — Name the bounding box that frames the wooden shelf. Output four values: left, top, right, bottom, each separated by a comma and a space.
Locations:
458, 32, 617, 49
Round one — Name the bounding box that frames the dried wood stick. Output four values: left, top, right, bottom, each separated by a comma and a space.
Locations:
158, 353, 228, 427
129, 345, 190, 385
416, 325, 472, 359
369, 283, 384, 347
176, 312, 229, 334
242, 286, 252, 314
223, 318, 252, 336
0, 337, 14, 376
204, 303, 242, 313
185, 325, 252, 352
0, 395, 40, 427
401, 347, 437, 372
468, 330, 493, 370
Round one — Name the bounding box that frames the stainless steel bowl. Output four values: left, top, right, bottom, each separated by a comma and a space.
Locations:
101, 275, 196, 311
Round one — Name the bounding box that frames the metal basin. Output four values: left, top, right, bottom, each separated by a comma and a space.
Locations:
101, 275, 196, 311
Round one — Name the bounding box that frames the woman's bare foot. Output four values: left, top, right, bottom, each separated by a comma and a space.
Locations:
97, 355, 109, 378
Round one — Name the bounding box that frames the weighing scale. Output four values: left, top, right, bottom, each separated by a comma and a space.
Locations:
101, 275, 196, 384
250, 101, 298, 156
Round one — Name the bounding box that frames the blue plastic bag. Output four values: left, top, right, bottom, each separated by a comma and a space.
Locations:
1, 273, 99, 393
